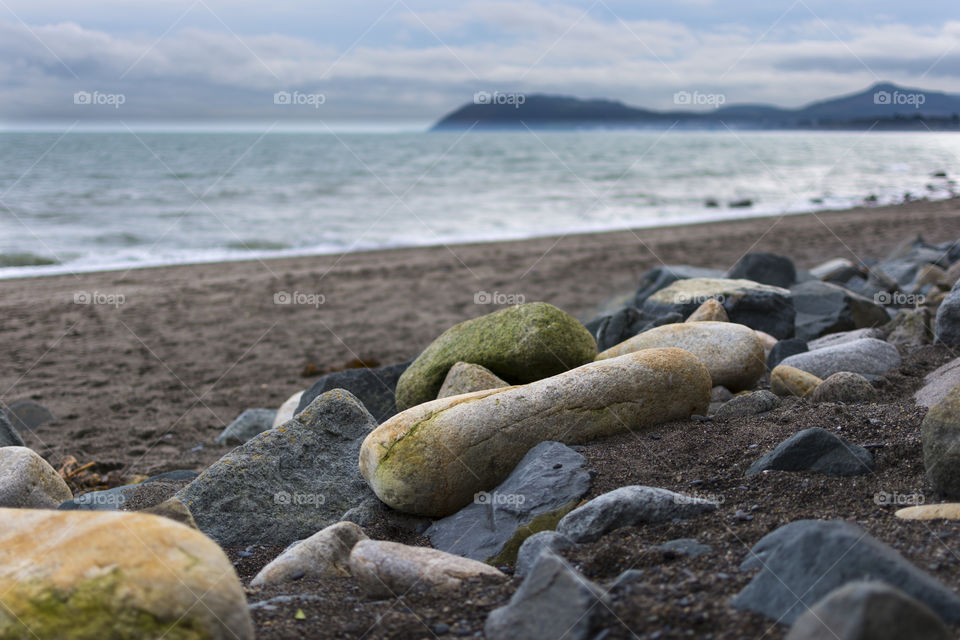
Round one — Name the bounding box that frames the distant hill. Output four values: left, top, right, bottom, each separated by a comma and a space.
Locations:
431, 83, 960, 131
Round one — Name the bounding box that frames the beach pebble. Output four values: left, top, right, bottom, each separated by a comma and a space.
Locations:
0, 446, 72, 508
555, 486, 718, 544
177, 389, 379, 547
935, 279, 960, 345
791, 281, 890, 342
654, 538, 714, 558
0, 509, 252, 639
215, 408, 276, 445
778, 338, 900, 380
436, 361, 509, 399
4, 400, 55, 431
809, 372, 876, 403
360, 348, 710, 517
896, 503, 960, 520
685, 298, 728, 322
807, 328, 883, 350
515, 530, 576, 578
296, 361, 409, 423
915, 356, 960, 408
767, 337, 808, 370
745, 427, 874, 476
0, 411, 24, 447
597, 321, 765, 391
884, 307, 932, 348
485, 552, 605, 640
713, 390, 780, 419
349, 540, 506, 598
641, 277, 795, 339
395, 302, 597, 411
426, 441, 590, 564
921, 385, 960, 498
809, 257, 861, 282
251, 522, 368, 587
272, 389, 304, 427
755, 330, 777, 354
727, 252, 797, 289
770, 365, 822, 397
633, 265, 725, 307
785, 581, 951, 640
732, 519, 960, 625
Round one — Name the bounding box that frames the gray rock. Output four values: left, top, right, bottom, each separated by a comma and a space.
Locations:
884, 307, 932, 348
767, 338, 808, 371
215, 409, 277, 445
59, 474, 193, 511
785, 580, 951, 640
0, 446, 72, 508
654, 538, 713, 558
514, 531, 575, 578
437, 362, 509, 399
921, 384, 960, 497
176, 389, 379, 547
426, 441, 591, 564
809, 258, 861, 283
485, 552, 606, 640
0, 411, 24, 447
732, 519, 960, 624
791, 281, 890, 342
339, 497, 432, 536
5, 401, 55, 431
746, 427, 873, 476
809, 372, 876, 403
727, 252, 797, 289
713, 390, 781, 419
807, 328, 883, 350
915, 357, 960, 408
296, 361, 409, 423
586, 306, 682, 351
556, 486, 718, 544
633, 265, 726, 307
778, 338, 900, 380
935, 278, 960, 345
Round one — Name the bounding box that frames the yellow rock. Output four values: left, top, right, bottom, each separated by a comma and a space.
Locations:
685, 299, 729, 322
755, 330, 778, 354
896, 504, 960, 520
771, 365, 823, 397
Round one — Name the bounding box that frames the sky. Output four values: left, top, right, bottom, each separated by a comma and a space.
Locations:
0, 0, 958, 124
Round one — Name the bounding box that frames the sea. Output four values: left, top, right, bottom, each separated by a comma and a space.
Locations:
0, 125, 957, 278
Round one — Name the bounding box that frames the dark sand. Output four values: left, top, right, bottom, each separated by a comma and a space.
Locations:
4, 198, 960, 638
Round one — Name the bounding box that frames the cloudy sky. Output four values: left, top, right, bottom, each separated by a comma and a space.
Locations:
1, 0, 958, 123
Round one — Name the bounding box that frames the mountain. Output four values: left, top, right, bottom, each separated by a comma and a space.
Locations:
431, 83, 960, 131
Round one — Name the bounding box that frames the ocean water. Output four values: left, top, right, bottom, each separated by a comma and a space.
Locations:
0, 128, 957, 278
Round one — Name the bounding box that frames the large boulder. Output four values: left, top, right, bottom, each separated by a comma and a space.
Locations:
296, 361, 409, 422
791, 281, 890, 342
395, 302, 597, 411
777, 338, 901, 380
360, 349, 711, 517
0, 509, 252, 639
727, 252, 797, 289
177, 390, 379, 547
0, 447, 72, 509
641, 278, 795, 339
596, 321, 765, 391
921, 383, 960, 498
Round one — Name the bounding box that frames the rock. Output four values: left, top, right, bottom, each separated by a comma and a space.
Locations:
767, 338, 808, 370
884, 307, 932, 348
556, 486, 719, 543
809, 372, 876, 403
935, 278, 960, 345
807, 328, 883, 350
514, 531, 575, 578
339, 497, 432, 535
633, 265, 726, 307
732, 519, 960, 624
273, 390, 304, 427
586, 306, 682, 352
5, 401, 55, 431
251, 522, 368, 587
746, 427, 874, 476
791, 281, 890, 341
641, 278, 795, 339
921, 385, 960, 498
916, 356, 960, 408
142, 496, 199, 529
597, 321, 765, 391
755, 330, 777, 354
177, 389, 379, 547
436, 361, 509, 399
215, 408, 277, 445
296, 361, 409, 423
0, 410, 24, 447
361, 349, 710, 517
727, 252, 797, 289
778, 338, 901, 380
654, 538, 713, 558
713, 390, 781, 419
485, 552, 605, 640
896, 503, 960, 520
785, 580, 951, 640
349, 540, 506, 598
395, 302, 597, 410
0, 447, 72, 508
685, 299, 728, 322
59, 473, 195, 511
426, 441, 591, 564
770, 365, 822, 397
711, 386, 734, 403
809, 258, 861, 282
0, 508, 252, 639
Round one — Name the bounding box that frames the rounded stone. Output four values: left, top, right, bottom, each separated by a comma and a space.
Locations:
770, 365, 823, 397
251, 522, 368, 587
810, 372, 876, 403
437, 362, 509, 399
685, 299, 728, 323
0, 447, 73, 509
896, 504, 960, 520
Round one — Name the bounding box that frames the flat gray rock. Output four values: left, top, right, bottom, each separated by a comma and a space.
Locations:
215, 409, 277, 445
177, 389, 379, 547
556, 486, 718, 543
746, 427, 873, 476
732, 520, 960, 625
778, 338, 900, 380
